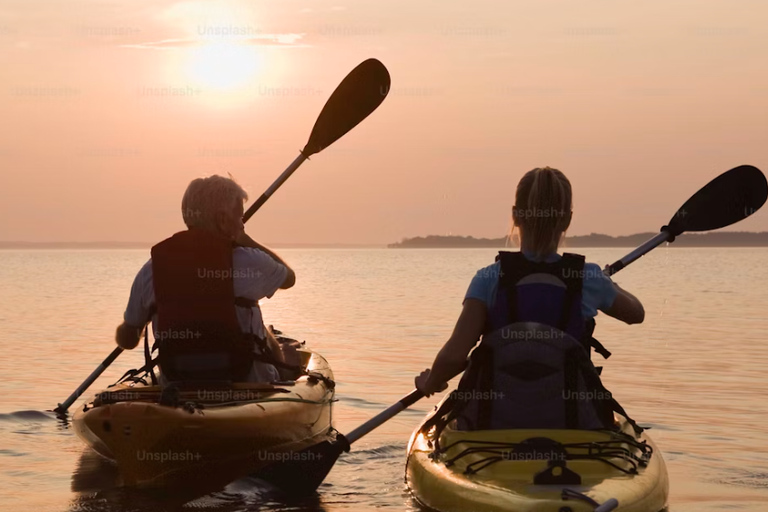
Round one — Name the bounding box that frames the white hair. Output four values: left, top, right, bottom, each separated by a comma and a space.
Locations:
181, 175, 248, 229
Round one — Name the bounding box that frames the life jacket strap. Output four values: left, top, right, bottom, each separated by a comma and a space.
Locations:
589, 337, 612, 359
582, 318, 612, 360
143, 324, 157, 385
495, 251, 586, 338
234, 296, 258, 308
563, 348, 580, 429
474, 345, 495, 430
556, 253, 585, 332
575, 357, 644, 434
147, 296, 258, 318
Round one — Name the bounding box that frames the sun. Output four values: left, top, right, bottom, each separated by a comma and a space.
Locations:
186, 42, 263, 92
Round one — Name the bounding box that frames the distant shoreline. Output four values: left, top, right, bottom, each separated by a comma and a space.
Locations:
0, 241, 383, 249
3, 232, 768, 249
388, 231, 768, 248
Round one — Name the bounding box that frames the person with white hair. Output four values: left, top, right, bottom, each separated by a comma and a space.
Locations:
114, 175, 297, 383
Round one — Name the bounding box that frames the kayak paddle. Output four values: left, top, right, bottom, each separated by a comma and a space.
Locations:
605, 164, 767, 276
255, 389, 425, 495
53, 58, 391, 414
243, 58, 390, 221
54, 347, 124, 414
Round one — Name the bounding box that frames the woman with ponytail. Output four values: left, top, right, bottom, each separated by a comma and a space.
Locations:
415, 167, 645, 429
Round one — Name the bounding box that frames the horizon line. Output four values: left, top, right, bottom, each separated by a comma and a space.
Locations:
2, 230, 768, 249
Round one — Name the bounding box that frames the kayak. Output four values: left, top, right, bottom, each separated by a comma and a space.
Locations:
406, 396, 669, 512
72, 344, 335, 488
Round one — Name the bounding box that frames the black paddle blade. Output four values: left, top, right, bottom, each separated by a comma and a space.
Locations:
253, 436, 350, 496
666, 165, 767, 236
302, 59, 390, 156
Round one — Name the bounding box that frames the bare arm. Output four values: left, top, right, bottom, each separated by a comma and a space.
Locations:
602, 283, 645, 324
236, 231, 296, 289
415, 299, 487, 396
263, 329, 287, 364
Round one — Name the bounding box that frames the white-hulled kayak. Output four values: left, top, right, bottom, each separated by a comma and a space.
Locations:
406, 403, 669, 512
73, 348, 334, 488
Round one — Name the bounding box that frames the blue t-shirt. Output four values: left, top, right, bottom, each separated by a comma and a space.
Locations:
465, 251, 617, 319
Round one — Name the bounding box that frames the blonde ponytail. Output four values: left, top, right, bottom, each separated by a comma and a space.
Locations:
512, 167, 572, 259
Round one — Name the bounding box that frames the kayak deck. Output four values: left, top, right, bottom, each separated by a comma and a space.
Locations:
406, 415, 669, 512
72, 349, 335, 488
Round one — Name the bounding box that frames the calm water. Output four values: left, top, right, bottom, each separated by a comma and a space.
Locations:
1, 247, 767, 511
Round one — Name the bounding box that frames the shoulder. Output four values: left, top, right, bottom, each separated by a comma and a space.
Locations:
132, 258, 153, 288
465, 261, 501, 305
138, 258, 153, 275
233, 246, 274, 267
582, 262, 606, 280
473, 261, 503, 281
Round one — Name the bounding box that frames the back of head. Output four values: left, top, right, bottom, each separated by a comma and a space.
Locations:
513, 167, 572, 259
181, 175, 248, 232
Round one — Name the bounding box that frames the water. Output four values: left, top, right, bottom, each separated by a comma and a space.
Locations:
1, 247, 767, 511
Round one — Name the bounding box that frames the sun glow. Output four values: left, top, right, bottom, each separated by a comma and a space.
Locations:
186, 42, 263, 92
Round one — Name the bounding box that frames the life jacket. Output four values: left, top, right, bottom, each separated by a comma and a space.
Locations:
488, 252, 612, 361
455, 322, 617, 430
150, 229, 261, 382
486, 252, 586, 339
453, 251, 639, 432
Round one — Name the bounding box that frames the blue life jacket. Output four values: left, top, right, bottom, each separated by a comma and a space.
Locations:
452, 251, 639, 432
486, 251, 586, 338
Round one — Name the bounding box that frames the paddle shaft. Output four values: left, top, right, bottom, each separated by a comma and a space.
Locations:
55, 347, 124, 413
344, 389, 424, 445
604, 231, 672, 276
243, 153, 308, 223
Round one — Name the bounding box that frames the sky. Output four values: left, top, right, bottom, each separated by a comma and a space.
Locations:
1, 0, 767, 245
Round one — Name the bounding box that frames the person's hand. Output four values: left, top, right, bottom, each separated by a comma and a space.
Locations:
415, 369, 448, 397
115, 323, 141, 350
280, 342, 303, 367
278, 337, 303, 349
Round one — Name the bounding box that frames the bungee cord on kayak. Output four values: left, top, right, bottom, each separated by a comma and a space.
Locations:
435, 434, 654, 476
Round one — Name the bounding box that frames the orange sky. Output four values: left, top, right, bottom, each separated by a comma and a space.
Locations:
1, 0, 766, 245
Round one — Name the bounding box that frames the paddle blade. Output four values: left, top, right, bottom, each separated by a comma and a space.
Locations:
302, 59, 390, 156
253, 436, 349, 496
666, 165, 767, 236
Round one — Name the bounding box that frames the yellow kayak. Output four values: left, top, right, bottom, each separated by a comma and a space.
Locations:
72, 348, 334, 488
406, 402, 669, 512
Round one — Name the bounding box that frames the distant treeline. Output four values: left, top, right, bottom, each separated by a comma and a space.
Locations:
388, 232, 768, 248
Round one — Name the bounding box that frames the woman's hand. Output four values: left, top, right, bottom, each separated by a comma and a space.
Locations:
415, 369, 448, 397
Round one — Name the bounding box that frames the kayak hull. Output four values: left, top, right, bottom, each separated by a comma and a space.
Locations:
406, 405, 669, 512
72, 350, 334, 488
